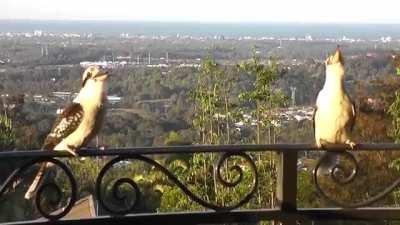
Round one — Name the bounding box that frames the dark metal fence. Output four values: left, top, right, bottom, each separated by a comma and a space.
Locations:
2, 143, 400, 225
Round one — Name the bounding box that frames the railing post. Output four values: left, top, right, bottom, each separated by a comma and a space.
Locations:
276, 150, 298, 225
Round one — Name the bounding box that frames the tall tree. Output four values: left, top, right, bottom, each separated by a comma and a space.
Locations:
238, 49, 287, 207
0, 113, 15, 151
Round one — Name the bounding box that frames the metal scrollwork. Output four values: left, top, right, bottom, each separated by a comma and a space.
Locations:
313, 151, 400, 208
95, 157, 141, 215
0, 157, 77, 220
214, 152, 258, 209
96, 152, 258, 215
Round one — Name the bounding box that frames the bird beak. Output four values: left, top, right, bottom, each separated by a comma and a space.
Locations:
332, 47, 344, 65
94, 68, 109, 79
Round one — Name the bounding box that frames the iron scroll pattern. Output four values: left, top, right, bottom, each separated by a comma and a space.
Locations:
95, 152, 259, 214
0, 151, 258, 220
313, 151, 400, 208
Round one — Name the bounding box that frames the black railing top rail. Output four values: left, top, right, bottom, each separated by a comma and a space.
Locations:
1, 143, 400, 158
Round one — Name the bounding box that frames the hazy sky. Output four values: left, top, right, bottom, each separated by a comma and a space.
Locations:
1, 0, 400, 23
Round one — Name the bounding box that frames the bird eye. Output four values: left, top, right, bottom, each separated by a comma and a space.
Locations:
87, 72, 92, 77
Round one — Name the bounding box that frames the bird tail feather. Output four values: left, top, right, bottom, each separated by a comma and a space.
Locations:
24, 163, 48, 199
317, 152, 341, 176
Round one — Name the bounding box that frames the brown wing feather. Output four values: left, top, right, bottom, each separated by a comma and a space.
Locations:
42, 103, 84, 150
312, 106, 317, 133
344, 90, 356, 132
348, 100, 356, 132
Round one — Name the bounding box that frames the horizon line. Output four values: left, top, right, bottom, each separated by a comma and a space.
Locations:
1, 18, 400, 25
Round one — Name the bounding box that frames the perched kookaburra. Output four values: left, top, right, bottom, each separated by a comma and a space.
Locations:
24, 65, 108, 199
314, 47, 356, 149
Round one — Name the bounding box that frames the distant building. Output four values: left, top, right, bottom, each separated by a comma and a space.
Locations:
107, 95, 122, 104
178, 63, 200, 68
80, 61, 108, 68
146, 64, 169, 68
33, 95, 53, 104
116, 56, 131, 61
53, 91, 72, 101
33, 30, 43, 37
380, 36, 392, 43
80, 60, 129, 68
213, 35, 225, 40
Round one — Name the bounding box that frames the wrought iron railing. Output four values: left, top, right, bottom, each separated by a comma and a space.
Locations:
2, 143, 400, 225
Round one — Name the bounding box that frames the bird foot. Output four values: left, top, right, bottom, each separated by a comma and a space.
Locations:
66, 149, 77, 156
345, 140, 356, 150
316, 139, 328, 149
54, 148, 77, 156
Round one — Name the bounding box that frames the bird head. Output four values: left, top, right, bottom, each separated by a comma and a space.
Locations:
325, 47, 345, 78
81, 65, 109, 87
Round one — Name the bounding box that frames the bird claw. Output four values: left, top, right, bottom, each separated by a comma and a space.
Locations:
54, 148, 77, 156
316, 139, 327, 149
66, 149, 77, 156
345, 140, 356, 150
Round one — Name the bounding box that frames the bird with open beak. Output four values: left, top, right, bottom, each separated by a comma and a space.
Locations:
24, 65, 109, 199
314, 47, 356, 149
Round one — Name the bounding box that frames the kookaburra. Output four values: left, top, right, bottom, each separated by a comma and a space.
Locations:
24, 65, 109, 199
314, 47, 356, 149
